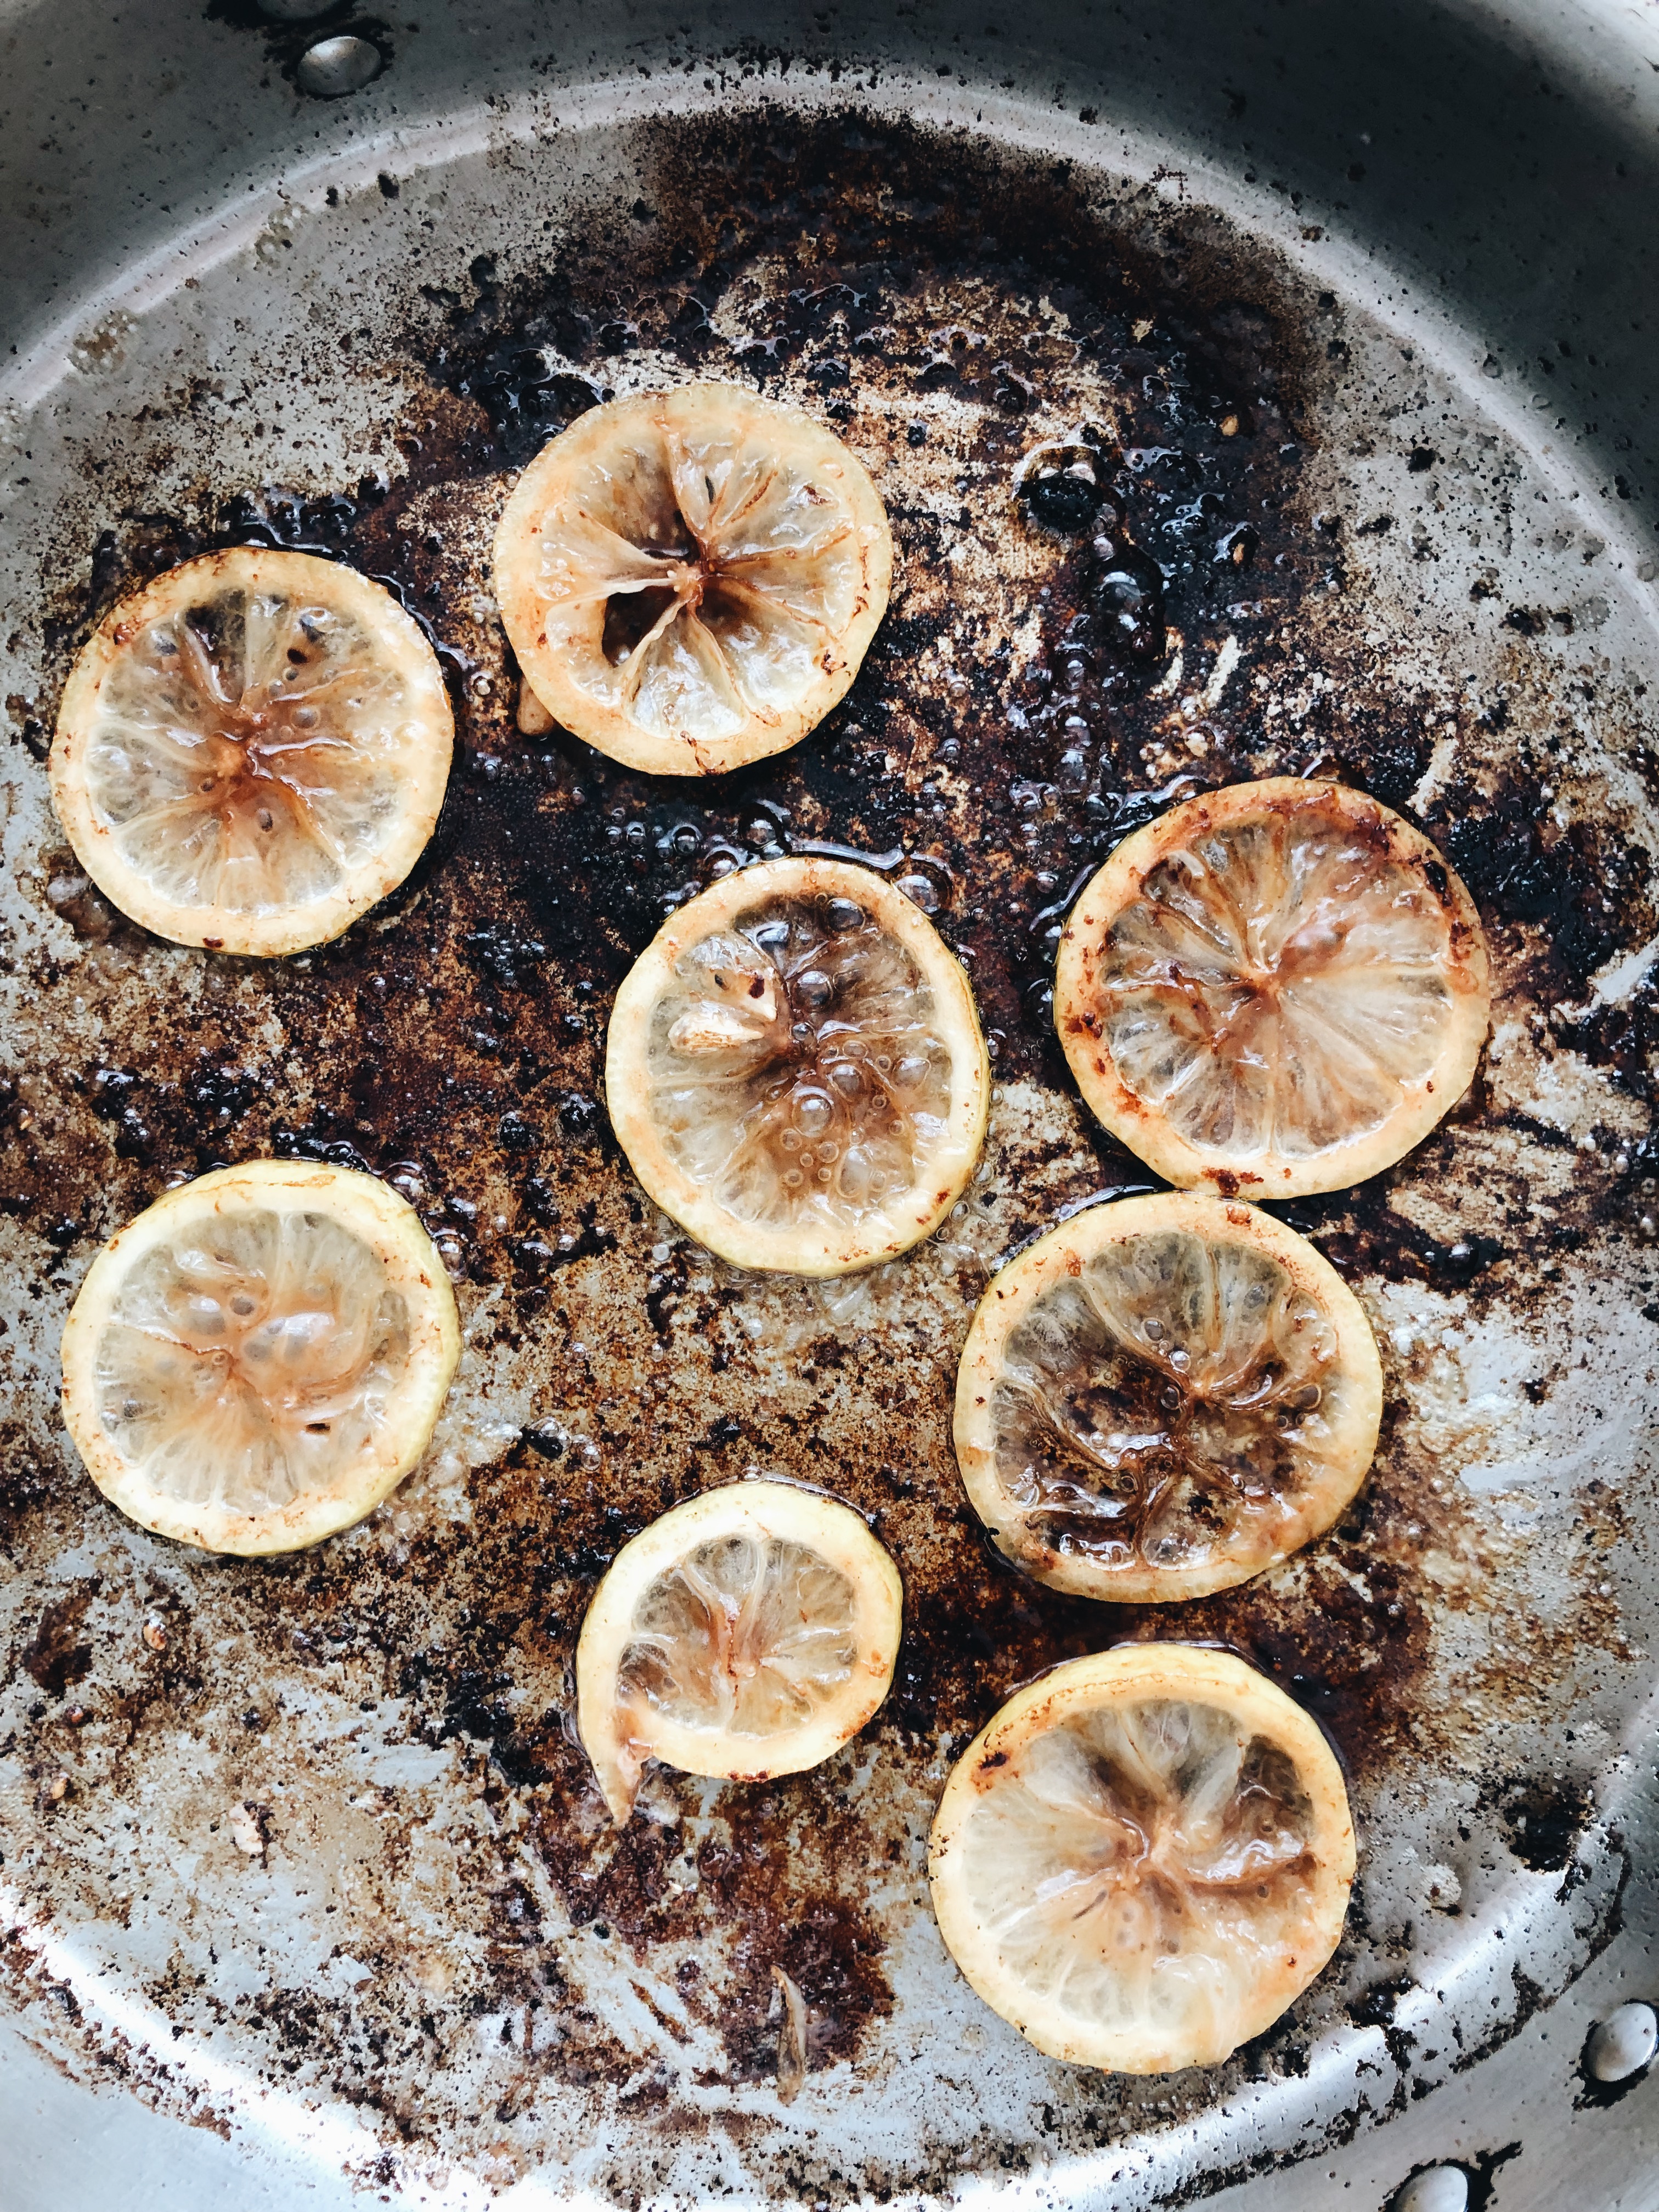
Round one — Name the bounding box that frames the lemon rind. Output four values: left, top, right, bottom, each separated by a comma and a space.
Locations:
60, 1159, 461, 1556
49, 548, 454, 958
927, 1643, 1356, 2073
1054, 776, 1492, 1198
952, 1189, 1383, 1603
575, 1479, 903, 1822
605, 855, 991, 1277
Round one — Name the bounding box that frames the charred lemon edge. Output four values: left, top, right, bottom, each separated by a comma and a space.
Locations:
1053, 776, 1492, 1199
49, 547, 454, 958
603, 854, 991, 1277
492, 382, 894, 777
60, 1159, 461, 1557
952, 1189, 1384, 1604
574, 1479, 904, 1823
927, 1642, 1356, 2074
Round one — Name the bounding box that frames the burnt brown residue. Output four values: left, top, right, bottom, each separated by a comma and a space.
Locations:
19, 1584, 97, 1697
2, 98, 1656, 2200
1496, 1776, 1594, 1874
0, 1418, 68, 1554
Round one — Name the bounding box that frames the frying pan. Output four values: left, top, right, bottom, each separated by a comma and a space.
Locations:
2, 3, 1657, 2208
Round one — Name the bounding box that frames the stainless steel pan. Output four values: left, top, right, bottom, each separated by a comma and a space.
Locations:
3, 4, 1657, 2207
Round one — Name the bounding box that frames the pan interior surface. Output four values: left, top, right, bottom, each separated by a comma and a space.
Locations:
1, 63, 1657, 2212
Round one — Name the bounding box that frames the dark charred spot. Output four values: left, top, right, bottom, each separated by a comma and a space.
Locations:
1447, 785, 1641, 988
21, 1584, 98, 1697
1013, 431, 1121, 535
1347, 1973, 1414, 2029
1497, 1777, 1594, 1872
1087, 543, 1169, 663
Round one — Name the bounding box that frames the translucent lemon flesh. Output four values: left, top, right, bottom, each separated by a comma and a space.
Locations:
1057, 780, 1490, 1195
620, 1533, 862, 1741
957, 1697, 1318, 2056
51, 548, 452, 954
648, 891, 954, 1232
928, 1647, 1355, 2073
996, 1229, 1352, 1576
955, 1193, 1381, 1602
541, 436, 863, 744
1102, 812, 1455, 1158
87, 588, 412, 915
575, 1482, 902, 1821
94, 1206, 411, 1518
494, 386, 893, 774
607, 857, 990, 1276
61, 1162, 460, 1555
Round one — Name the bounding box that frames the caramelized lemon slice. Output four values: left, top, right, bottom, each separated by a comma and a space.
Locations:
954, 1192, 1381, 1602
1054, 778, 1490, 1197
60, 1161, 460, 1555
50, 548, 453, 956
575, 1481, 902, 1823
605, 855, 990, 1276
492, 383, 893, 775
928, 1645, 1355, 2073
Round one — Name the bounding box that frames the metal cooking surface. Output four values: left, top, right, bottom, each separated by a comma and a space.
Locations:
2, 76, 1657, 2210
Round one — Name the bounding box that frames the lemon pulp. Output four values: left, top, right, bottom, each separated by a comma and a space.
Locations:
606, 857, 989, 1275
621, 1532, 862, 1731
61, 1161, 459, 1554
955, 1193, 1382, 1602
928, 1646, 1355, 2072
50, 548, 452, 955
1056, 778, 1490, 1195
94, 1206, 412, 1516
493, 384, 893, 775
576, 1482, 902, 1821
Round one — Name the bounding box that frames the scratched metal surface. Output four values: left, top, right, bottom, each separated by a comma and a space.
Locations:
2, 30, 1658, 2212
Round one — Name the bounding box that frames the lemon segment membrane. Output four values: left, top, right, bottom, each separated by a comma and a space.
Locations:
50, 548, 453, 956
606, 856, 991, 1276
575, 1481, 904, 1822
928, 1645, 1356, 2073
60, 1161, 460, 1555
1055, 778, 1491, 1197
955, 1192, 1383, 1603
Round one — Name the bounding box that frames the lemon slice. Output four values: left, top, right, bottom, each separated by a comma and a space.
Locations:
604, 855, 991, 1276
954, 1191, 1381, 1602
50, 548, 453, 955
575, 1480, 902, 1823
60, 1160, 460, 1556
1054, 778, 1491, 1197
492, 383, 893, 775
928, 1644, 1355, 2073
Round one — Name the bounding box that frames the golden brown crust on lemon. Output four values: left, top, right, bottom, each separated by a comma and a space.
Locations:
492, 383, 893, 776
50, 548, 453, 957
953, 1190, 1383, 1602
1054, 777, 1491, 1198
